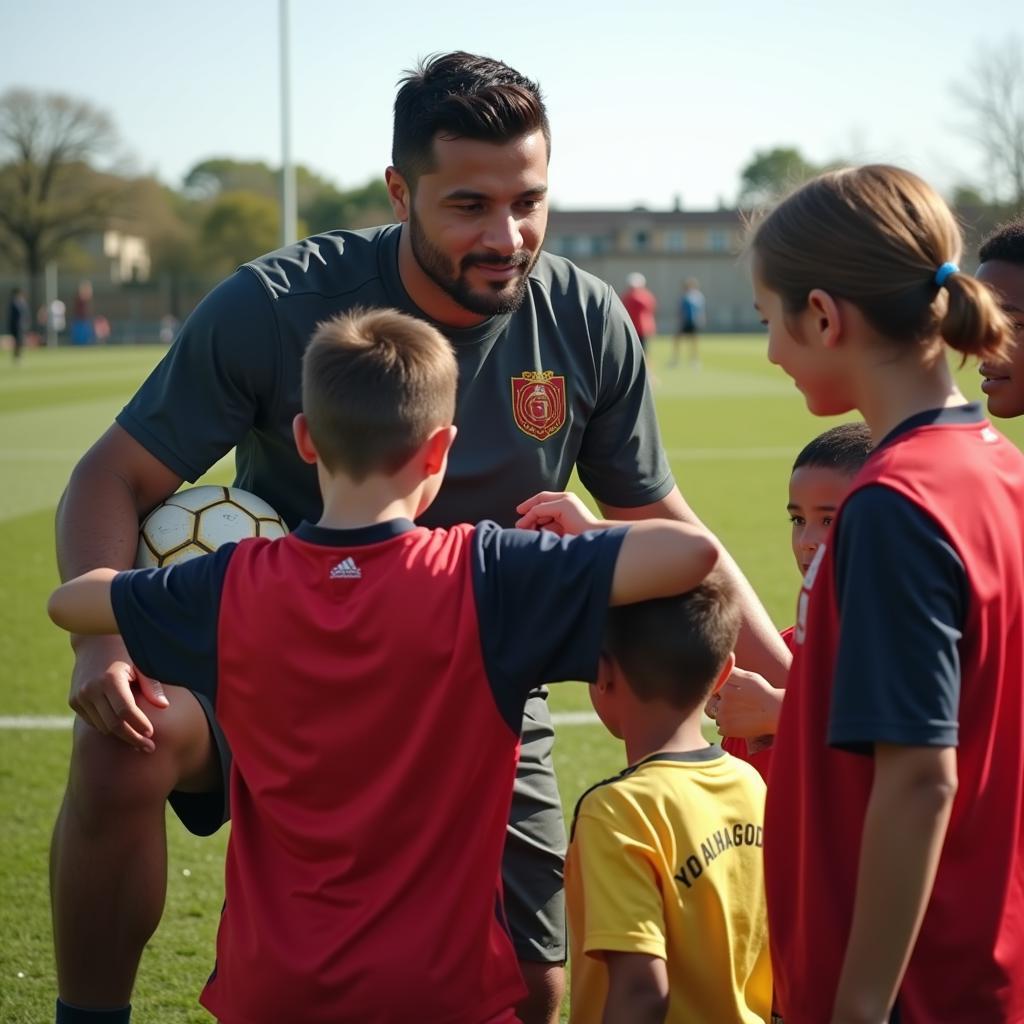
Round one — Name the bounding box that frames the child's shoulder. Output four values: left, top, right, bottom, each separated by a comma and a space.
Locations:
577, 747, 757, 816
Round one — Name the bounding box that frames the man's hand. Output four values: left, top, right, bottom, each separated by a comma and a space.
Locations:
516, 491, 601, 536
69, 634, 169, 753
706, 666, 784, 739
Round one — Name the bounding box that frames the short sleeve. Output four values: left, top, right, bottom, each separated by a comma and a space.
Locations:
829, 486, 967, 753
471, 522, 626, 729
115, 269, 278, 481
573, 793, 668, 960
575, 289, 675, 508
110, 544, 236, 699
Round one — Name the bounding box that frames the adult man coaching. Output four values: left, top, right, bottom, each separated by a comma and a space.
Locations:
52, 51, 789, 1024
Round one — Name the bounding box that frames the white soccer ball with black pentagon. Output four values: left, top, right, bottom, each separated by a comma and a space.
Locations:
135, 485, 287, 568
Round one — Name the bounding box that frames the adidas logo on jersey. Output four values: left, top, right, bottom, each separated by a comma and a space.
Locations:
329, 557, 362, 579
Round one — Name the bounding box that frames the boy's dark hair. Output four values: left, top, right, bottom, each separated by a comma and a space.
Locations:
392, 51, 550, 186
792, 422, 873, 476
302, 308, 457, 481
604, 573, 740, 713
979, 218, 1024, 265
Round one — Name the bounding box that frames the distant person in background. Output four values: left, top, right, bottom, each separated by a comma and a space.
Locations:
45, 298, 66, 345
71, 281, 95, 346
621, 272, 658, 359
93, 315, 111, 345
7, 287, 28, 363
159, 314, 179, 345
671, 278, 706, 368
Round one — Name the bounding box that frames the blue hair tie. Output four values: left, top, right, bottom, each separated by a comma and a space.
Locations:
934, 262, 958, 287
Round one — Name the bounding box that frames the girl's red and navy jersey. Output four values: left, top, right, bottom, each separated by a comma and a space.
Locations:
721, 626, 795, 782
766, 405, 1024, 1024
110, 518, 625, 1024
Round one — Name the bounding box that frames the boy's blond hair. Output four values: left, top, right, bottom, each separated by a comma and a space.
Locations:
302, 308, 457, 480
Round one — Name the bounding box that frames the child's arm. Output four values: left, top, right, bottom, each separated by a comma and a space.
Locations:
602, 952, 669, 1024
831, 743, 957, 1024
516, 491, 719, 604
48, 569, 119, 635
609, 520, 717, 606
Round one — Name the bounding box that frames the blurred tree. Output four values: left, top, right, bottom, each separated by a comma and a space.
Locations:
303, 178, 393, 233
0, 89, 126, 319
199, 191, 307, 276
952, 183, 988, 208
124, 176, 203, 317
738, 147, 820, 207
183, 158, 277, 200
182, 155, 374, 228
953, 37, 1024, 207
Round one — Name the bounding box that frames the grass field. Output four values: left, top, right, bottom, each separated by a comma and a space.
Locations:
2, 338, 1019, 1022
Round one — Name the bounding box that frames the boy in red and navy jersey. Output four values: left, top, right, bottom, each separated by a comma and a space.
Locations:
766, 406, 1024, 1022
715, 423, 872, 782
48, 308, 721, 1024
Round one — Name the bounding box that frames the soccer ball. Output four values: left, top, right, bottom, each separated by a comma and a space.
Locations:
136, 485, 288, 568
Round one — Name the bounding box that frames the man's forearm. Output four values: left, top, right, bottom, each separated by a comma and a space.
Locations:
832, 744, 957, 1023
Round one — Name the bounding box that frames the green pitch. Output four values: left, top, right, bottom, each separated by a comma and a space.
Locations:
1, 339, 1018, 1022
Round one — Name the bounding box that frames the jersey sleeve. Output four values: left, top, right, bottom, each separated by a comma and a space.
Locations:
115, 269, 278, 481
574, 288, 675, 509
828, 486, 967, 753
110, 544, 236, 700
573, 792, 668, 960
471, 521, 627, 729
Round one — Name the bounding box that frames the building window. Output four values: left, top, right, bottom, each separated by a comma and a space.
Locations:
709, 229, 729, 252
633, 230, 649, 251
665, 230, 687, 252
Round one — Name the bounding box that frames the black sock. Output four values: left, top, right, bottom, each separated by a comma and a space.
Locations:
55, 998, 131, 1023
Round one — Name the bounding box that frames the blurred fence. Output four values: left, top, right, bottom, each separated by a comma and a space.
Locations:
0, 273, 213, 346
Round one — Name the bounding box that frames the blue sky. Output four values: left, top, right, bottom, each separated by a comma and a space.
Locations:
5, 0, 1019, 210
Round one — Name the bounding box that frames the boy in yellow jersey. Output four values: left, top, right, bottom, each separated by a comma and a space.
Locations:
517, 492, 772, 1023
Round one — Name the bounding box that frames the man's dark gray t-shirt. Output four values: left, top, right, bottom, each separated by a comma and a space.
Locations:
117, 224, 674, 528
115, 222, 675, 960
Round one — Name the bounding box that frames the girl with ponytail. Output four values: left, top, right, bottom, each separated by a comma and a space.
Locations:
752, 165, 1024, 1024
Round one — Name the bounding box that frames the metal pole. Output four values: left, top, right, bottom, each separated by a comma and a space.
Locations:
279, 0, 297, 247
45, 260, 58, 347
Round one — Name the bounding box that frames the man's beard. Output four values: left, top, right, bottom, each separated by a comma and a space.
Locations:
408, 212, 539, 317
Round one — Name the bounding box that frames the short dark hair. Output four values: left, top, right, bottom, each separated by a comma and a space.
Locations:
979, 218, 1024, 265
302, 308, 457, 480
604, 573, 740, 713
392, 51, 550, 185
792, 422, 873, 476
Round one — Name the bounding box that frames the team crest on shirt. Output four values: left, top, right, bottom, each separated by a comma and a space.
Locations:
511, 371, 567, 441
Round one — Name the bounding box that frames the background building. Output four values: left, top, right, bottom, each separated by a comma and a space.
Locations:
547, 206, 755, 332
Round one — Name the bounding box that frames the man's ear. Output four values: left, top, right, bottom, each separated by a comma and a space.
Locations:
292, 413, 318, 465
806, 288, 844, 349
385, 166, 411, 223
422, 424, 458, 476
711, 651, 737, 695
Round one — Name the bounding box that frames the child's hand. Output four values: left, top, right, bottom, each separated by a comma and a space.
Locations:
708, 666, 784, 738
515, 491, 600, 536
68, 635, 169, 753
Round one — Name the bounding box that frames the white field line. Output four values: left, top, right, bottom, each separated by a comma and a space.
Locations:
0, 715, 73, 729
0, 712, 603, 729
664, 445, 793, 460
0, 711, 722, 730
